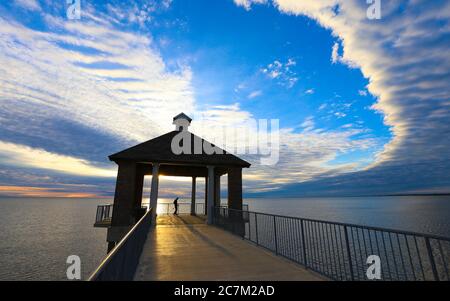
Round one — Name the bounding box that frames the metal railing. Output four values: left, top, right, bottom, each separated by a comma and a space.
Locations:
95, 204, 113, 224
221, 204, 249, 211
155, 202, 206, 215
155, 202, 248, 215
88, 208, 153, 281
92, 202, 248, 223
213, 207, 450, 281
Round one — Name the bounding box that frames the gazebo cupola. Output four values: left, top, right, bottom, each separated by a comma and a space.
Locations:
173, 112, 192, 131
105, 113, 251, 249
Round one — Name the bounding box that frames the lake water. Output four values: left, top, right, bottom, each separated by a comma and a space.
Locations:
0, 196, 449, 280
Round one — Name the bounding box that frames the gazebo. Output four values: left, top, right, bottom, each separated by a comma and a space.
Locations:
105, 113, 251, 248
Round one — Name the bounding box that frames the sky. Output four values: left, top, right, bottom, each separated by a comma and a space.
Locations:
0, 0, 449, 198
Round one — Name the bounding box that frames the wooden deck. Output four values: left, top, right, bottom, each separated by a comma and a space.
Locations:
156, 214, 206, 225
134, 215, 324, 281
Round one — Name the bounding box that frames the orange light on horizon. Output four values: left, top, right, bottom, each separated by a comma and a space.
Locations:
0, 185, 104, 198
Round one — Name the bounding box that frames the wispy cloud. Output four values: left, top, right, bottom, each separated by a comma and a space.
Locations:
358, 89, 368, 96
0, 4, 198, 196
331, 42, 340, 63
190, 108, 377, 193
1, 0, 448, 197
247, 90, 262, 99
13, 0, 41, 12
0, 141, 116, 178
0, 10, 196, 158
234, 0, 268, 11
261, 59, 298, 88
0, 3, 389, 197
236, 0, 450, 194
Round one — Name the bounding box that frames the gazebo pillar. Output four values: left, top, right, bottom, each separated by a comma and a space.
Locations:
228, 167, 244, 236
149, 163, 160, 222
133, 166, 145, 211
190, 176, 196, 215
228, 167, 243, 210
214, 173, 221, 207
207, 166, 215, 224
107, 161, 142, 251
204, 176, 208, 215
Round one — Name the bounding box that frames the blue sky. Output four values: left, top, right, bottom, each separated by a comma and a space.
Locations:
0, 0, 449, 198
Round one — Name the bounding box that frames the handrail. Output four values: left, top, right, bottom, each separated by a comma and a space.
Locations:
88, 208, 153, 281
214, 207, 450, 281
219, 207, 450, 242
154, 202, 249, 215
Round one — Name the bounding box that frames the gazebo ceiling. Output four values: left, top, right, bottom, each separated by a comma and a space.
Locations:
138, 164, 229, 177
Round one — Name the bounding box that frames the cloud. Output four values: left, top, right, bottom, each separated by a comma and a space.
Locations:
105, 0, 173, 27
189, 108, 377, 193
331, 41, 355, 67
272, 0, 450, 162
0, 141, 116, 177
0, 12, 195, 145
0, 1, 385, 197
261, 59, 298, 88
0, 5, 195, 197
2, 1, 449, 197
300, 116, 315, 131
235, 0, 450, 194
305, 88, 315, 95
331, 42, 340, 63
247, 90, 263, 99
0, 185, 100, 198
318, 103, 328, 110
358, 89, 368, 96
240, 124, 376, 193
234, 0, 268, 11
14, 0, 41, 11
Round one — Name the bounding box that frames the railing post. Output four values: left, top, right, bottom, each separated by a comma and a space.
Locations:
255, 213, 259, 246
425, 237, 439, 280
343, 225, 354, 280
232, 209, 237, 234
301, 219, 308, 267
96, 206, 100, 222
248, 211, 251, 241
273, 215, 278, 255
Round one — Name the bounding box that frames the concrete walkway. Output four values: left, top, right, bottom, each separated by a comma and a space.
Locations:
134, 215, 323, 281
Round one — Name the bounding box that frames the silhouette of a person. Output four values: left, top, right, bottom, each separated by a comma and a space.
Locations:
173, 197, 179, 215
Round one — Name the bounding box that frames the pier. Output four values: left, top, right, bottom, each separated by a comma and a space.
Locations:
134, 215, 321, 281
90, 205, 450, 281
90, 114, 450, 281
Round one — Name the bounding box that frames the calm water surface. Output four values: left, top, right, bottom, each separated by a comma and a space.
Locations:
246, 196, 450, 236
0, 198, 107, 281
0, 196, 449, 280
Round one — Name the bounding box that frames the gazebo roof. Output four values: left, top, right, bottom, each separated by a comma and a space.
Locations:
109, 131, 251, 168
